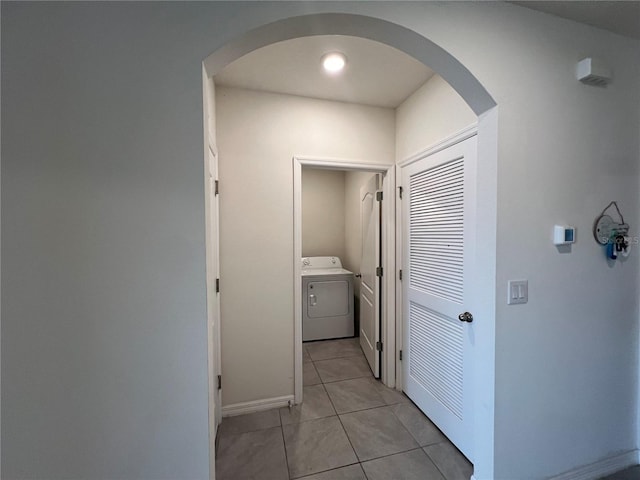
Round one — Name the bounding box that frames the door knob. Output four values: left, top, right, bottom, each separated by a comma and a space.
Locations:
458, 312, 473, 323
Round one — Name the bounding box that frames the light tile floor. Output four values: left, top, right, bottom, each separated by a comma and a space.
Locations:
216, 337, 473, 480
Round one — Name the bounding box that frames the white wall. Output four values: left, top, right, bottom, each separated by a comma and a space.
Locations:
477, 10, 639, 478
396, 74, 476, 161
302, 168, 346, 259
216, 86, 394, 406
2, 4, 215, 478
2, 3, 639, 479
392, 16, 640, 476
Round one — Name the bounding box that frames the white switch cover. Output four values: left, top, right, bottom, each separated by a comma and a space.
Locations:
507, 280, 528, 305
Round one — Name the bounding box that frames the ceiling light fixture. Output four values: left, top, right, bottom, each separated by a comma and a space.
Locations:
322, 52, 347, 74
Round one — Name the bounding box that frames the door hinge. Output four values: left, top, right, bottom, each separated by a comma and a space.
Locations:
376, 341, 383, 351
399, 269, 403, 280
376, 191, 383, 201
215, 278, 220, 293
399, 350, 403, 361
217, 375, 222, 390
376, 266, 383, 277
214, 180, 219, 195
398, 186, 403, 199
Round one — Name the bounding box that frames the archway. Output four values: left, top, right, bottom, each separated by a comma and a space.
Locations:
203, 13, 495, 115
203, 13, 498, 480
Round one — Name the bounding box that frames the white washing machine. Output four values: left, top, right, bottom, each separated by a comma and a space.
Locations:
302, 256, 354, 341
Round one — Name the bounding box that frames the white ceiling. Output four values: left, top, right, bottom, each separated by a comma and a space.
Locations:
512, 1, 640, 39
214, 35, 434, 109
214, 3, 638, 108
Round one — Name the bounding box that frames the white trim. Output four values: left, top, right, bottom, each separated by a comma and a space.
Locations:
397, 123, 478, 168
202, 64, 218, 480
382, 167, 397, 387
471, 108, 498, 480
222, 395, 295, 417
295, 156, 392, 172
293, 156, 396, 404
293, 157, 303, 404
548, 450, 639, 480
394, 162, 404, 390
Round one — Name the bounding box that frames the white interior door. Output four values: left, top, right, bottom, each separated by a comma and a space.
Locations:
206, 146, 222, 433
402, 135, 477, 462
360, 174, 381, 377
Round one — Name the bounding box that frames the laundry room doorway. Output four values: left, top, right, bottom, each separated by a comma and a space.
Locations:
293, 158, 396, 404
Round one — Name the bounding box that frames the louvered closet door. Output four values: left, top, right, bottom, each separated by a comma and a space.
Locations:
402, 135, 477, 462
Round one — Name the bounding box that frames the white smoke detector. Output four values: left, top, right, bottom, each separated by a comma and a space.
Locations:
576, 57, 612, 87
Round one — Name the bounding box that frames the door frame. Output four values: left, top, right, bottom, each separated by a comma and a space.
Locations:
395, 120, 497, 472
293, 156, 396, 404
202, 66, 221, 480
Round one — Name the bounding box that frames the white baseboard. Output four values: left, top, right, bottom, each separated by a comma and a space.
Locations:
221, 395, 294, 417
549, 450, 639, 480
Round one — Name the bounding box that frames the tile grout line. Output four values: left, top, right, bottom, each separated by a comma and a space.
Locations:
308, 352, 365, 362
424, 440, 474, 480
384, 394, 462, 479
278, 411, 293, 480
315, 347, 447, 475
292, 461, 364, 480
306, 340, 446, 479
219, 339, 458, 480
422, 447, 450, 480
388, 403, 428, 449
316, 349, 373, 470
314, 351, 369, 473
325, 389, 368, 475
312, 355, 371, 384
286, 380, 360, 480
361, 446, 429, 467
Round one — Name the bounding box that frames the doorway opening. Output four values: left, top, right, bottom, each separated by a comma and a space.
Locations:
293, 159, 396, 404
203, 11, 498, 479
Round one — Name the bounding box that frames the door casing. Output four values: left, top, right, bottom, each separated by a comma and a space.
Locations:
202, 67, 221, 480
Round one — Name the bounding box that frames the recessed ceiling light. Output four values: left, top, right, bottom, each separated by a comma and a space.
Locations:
322, 52, 347, 74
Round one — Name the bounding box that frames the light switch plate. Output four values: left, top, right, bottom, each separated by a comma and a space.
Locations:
507, 280, 528, 305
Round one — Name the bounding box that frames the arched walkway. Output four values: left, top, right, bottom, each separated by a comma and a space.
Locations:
204, 13, 495, 115
203, 13, 498, 479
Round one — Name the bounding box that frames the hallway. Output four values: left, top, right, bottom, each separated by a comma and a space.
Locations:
215, 337, 473, 479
